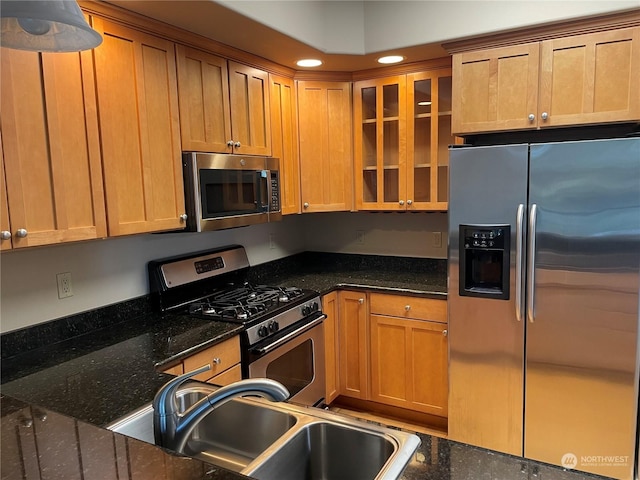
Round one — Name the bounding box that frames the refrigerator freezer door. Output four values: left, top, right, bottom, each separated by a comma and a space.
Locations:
448, 144, 529, 456
525, 138, 640, 480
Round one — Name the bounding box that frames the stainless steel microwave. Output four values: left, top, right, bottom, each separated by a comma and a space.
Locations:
182, 152, 281, 232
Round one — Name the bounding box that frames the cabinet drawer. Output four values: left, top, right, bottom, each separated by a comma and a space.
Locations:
183, 336, 241, 381
161, 363, 184, 376
369, 293, 447, 323
205, 364, 242, 387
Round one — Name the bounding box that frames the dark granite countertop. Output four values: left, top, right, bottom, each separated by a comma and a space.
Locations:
0, 252, 607, 480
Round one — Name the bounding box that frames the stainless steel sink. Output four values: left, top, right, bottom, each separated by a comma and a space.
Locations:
247, 421, 396, 480
107, 382, 420, 479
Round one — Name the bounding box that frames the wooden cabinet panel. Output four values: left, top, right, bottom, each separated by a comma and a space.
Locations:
370, 293, 447, 323
161, 363, 184, 376
228, 61, 271, 156
0, 133, 12, 251
298, 81, 353, 213
270, 74, 300, 215
92, 18, 185, 236
182, 336, 241, 381
338, 291, 368, 399
206, 363, 242, 386
452, 43, 540, 134
322, 291, 339, 404
176, 45, 231, 153
0, 47, 106, 248
539, 27, 640, 127
370, 315, 448, 417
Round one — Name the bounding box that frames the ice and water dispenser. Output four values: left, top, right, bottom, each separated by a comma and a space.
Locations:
459, 225, 510, 300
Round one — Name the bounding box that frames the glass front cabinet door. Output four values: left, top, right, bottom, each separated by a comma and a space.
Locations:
354, 68, 454, 212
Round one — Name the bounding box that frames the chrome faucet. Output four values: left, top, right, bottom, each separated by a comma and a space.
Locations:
153, 364, 290, 453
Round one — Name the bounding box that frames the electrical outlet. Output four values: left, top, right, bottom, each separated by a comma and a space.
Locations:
269, 233, 276, 249
432, 232, 442, 248
56, 272, 73, 299
356, 230, 365, 245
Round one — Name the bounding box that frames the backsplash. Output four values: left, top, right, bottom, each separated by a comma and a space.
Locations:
0, 212, 447, 333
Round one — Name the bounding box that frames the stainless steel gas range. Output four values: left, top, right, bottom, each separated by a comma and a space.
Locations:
148, 245, 326, 407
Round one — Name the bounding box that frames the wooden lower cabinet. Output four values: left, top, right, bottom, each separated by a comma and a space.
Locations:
337, 291, 369, 400
161, 336, 241, 387
370, 315, 448, 417
322, 291, 340, 404
329, 290, 448, 421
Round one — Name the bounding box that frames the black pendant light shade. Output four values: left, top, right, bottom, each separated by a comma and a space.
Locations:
1, 0, 102, 52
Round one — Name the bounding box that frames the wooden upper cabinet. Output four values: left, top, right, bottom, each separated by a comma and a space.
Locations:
0, 47, 107, 248
175, 46, 271, 156
270, 74, 300, 215
92, 18, 186, 236
452, 43, 540, 134
175, 45, 232, 153
228, 61, 271, 156
539, 27, 640, 127
452, 27, 640, 134
354, 68, 454, 211
297, 81, 353, 213
354, 76, 407, 212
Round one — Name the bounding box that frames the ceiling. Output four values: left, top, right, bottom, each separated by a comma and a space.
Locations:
104, 1, 638, 72
104, 0, 449, 71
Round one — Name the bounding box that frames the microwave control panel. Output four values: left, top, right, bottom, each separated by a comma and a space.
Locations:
270, 172, 280, 212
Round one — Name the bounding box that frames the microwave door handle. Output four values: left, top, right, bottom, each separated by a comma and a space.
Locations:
527, 204, 538, 323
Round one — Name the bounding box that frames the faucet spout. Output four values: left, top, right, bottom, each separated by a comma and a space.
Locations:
153, 366, 290, 453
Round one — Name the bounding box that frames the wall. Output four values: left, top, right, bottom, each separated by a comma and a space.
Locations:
0, 212, 445, 333
218, 0, 638, 54
302, 212, 448, 259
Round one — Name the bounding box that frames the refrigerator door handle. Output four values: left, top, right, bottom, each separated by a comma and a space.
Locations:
527, 204, 538, 323
515, 204, 525, 322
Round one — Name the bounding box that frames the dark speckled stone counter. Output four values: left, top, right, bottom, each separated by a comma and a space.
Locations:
0, 252, 609, 480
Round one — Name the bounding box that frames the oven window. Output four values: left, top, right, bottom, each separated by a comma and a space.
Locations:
200, 169, 261, 218
265, 339, 314, 397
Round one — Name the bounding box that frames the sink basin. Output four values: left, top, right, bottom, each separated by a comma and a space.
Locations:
107, 381, 420, 479
247, 421, 395, 480
107, 383, 297, 472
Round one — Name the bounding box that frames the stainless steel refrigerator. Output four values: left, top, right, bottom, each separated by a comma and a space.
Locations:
447, 137, 640, 480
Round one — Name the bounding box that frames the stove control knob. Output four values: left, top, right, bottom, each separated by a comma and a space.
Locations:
269, 321, 279, 333
312, 302, 319, 311
302, 305, 311, 316
258, 325, 269, 337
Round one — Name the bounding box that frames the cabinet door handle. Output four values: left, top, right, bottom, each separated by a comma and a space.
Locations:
399, 200, 405, 206
528, 113, 535, 122
179, 214, 187, 222
212, 357, 221, 365
358, 298, 364, 304
541, 112, 548, 120
16, 229, 28, 238
227, 140, 234, 147
234, 142, 241, 148
1, 231, 11, 240
303, 202, 309, 208
404, 305, 411, 311
443, 329, 448, 337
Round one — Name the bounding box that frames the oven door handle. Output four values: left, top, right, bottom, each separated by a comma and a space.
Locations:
251, 314, 326, 356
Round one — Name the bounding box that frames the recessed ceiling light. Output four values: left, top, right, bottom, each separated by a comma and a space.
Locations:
418, 101, 432, 106
297, 59, 322, 67
377, 55, 404, 64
